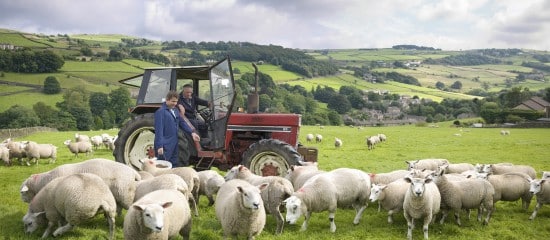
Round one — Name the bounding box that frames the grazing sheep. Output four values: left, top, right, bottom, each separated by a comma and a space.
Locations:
141, 158, 200, 216
0, 145, 10, 166
500, 130, 510, 136
20, 141, 57, 165
197, 170, 225, 206
90, 135, 104, 150
124, 189, 192, 240
482, 164, 536, 179
20, 158, 140, 213
23, 173, 116, 239
440, 163, 475, 174
366, 136, 377, 150
134, 174, 190, 202
225, 165, 294, 234
3, 138, 27, 165
476, 172, 533, 210
215, 179, 268, 240
402, 176, 441, 240
285, 164, 325, 191
315, 134, 323, 143
432, 169, 494, 226
305, 133, 314, 143
406, 158, 449, 171
369, 179, 410, 224
74, 132, 90, 142
64, 139, 93, 158
334, 137, 343, 148
284, 168, 371, 233
378, 133, 387, 142
369, 169, 410, 185
528, 178, 550, 220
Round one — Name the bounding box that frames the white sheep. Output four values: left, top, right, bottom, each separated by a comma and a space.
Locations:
369, 169, 410, 185
134, 173, 190, 202
20, 158, 140, 213
3, 138, 27, 165
225, 165, 294, 234
369, 179, 409, 224
22, 173, 116, 239
366, 135, 378, 150
141, 158, 200, 216
476, 172, 533, 210
283, 168, 371, 233
215, 179, 268, 240
315, 134, 323, 143
334, 137, 343, 148
378, 133, 387, 141
482, 164, 536, 179
406, 158, 449, 171
528, 178, 550, 220
440, 162, 475, 174
500, 130, 510, 136
402, 176, 441, 240
74, 132, 90, 142
138, 170, 154, 180
285, 163, 325, 191
20, 141, 57, 165
543, 171, 550, 179
64, 139, 93, 158
90, 135, 104, 150
432, 169, 494, 226
305, 133, 314, 143
0, 144, 10, 166
197, 170, 225, 206
124, 189, 192, 240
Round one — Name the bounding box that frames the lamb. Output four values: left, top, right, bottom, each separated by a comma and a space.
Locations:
20, 158, 140, 213
306, 133, 314, 142
64, 139, 93, 158
402, 176, 441, 240
20, 141, 57, 165
0, 144, 10, 166
528, 178, 550, 220
315, 134, 323, 143
432, 169, 494, 226
476, 172, 533, 210
141, 158, 200, 216
285, 163, 325, 191
406, 158, 449, 171
134, 173, 190, 202
482, 164, 536, 179
369, 179, 409, 224
22, 173, 116, 239
197, 170, 225, 206
124, 189, 192, 240
225, 165, 294, 234
334, 137, 343, 148
283, 168, 371, 233
74, 132, 90, 142
215, 179, 268, 240
369, 169, 410, 185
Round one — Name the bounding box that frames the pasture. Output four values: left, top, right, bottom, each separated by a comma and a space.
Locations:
0, 124, 549, 239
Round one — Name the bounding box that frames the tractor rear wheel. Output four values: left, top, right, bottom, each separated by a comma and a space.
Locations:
113, 113, 156, 170
241, 139, 301, 176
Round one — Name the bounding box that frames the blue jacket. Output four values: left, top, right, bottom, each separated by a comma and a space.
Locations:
154, 102, 194, 162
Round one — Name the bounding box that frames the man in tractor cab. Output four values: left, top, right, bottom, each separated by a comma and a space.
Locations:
177, 84, 211, 138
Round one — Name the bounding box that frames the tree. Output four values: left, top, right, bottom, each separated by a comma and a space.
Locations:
450, 81, 463, 90
328, 94, 351, 114
43, 76, 61, 94
33, 102, 59, 128
109, 87, 133, 126
0, 105, 40, 128
435, 81, 445, 90
89, 92, 109, 115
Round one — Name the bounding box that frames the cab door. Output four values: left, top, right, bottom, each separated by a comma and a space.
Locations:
208, 58, 235, 150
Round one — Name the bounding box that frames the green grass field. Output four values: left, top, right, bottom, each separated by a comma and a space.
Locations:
0, 125, 549, 239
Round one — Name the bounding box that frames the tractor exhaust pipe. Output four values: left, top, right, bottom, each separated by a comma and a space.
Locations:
247, 63, 259, 113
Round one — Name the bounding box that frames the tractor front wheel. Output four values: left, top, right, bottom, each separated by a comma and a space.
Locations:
241, 139, 301, 176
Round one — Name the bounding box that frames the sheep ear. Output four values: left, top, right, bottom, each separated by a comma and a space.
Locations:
33, 211, 45, 217
237, 186, 244, 193
21, 185, 29, 192
424, 178, 433, 184
258, 183, 269, 191
161, 202, 173, 209
403, 177, 412, 183
380, 185, 387, 190
133, 205, 145, 211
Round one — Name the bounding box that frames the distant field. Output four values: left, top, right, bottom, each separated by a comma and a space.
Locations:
232, 61, 304, 82
0, 33, 49, 48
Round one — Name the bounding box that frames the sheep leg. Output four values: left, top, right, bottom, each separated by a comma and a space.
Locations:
529, 202, 542, 220
353, 205, 366, 224
273, 209, 285, 235
483, 206, 493, 225
180, 219, 192, 240
300, 211, 311, 231
404, 214, 414, 240
207, 195, 215, 206
53, 223, 74, 237
439, 210, 449, 224
104, 212, 115, 240
423, 215, 432, 240
328, 211, 336, 232
41, 221, 56, 239
189, 195, 199, 216
454, 211, 462, 226
387, 210, 395, 224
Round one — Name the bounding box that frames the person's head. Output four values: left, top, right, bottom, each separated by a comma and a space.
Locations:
165, 91, 179, 108
182, 84, 193, 99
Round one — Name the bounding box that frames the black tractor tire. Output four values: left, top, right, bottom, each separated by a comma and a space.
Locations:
114, 113, 195, 170
241, 139, 301, 176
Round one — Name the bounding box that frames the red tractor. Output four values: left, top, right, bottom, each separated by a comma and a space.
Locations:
113, 57, 317, 176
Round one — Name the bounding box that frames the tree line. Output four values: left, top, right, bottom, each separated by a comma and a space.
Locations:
0, 49, 64, 73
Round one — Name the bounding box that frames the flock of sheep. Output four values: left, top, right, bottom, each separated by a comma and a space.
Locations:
304, 132, 387, 150
15, 153, 550, 240
0, 133, 116, 166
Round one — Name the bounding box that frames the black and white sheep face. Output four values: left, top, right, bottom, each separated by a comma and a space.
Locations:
406, 177, 430, 197
22, 211, 44, 233
283, 196, 303, 224
135, 202, 173, 232
405, 160, 419, 171
529, 179, 546, 195
238, 186, 262, 210
369, 184, 386, 202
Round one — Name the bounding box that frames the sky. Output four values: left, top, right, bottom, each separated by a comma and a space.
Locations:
1, 0, 549, 51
